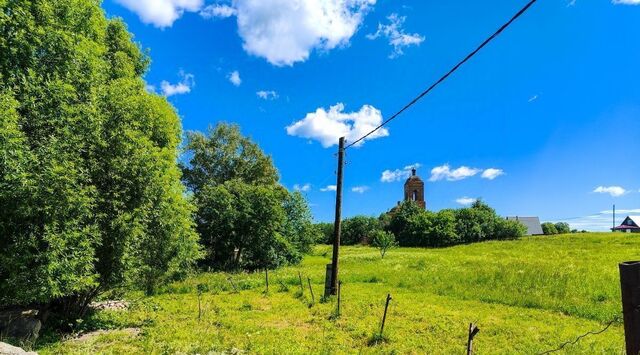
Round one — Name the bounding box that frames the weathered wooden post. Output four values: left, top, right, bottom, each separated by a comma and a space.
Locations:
265, 268, 269, 294
466, 323, 480, 355
620, 261, 640, 355
298, 271, 304, 295
380, 294, 392, 336
337, 280, 342, 317
307, 277, 315, 304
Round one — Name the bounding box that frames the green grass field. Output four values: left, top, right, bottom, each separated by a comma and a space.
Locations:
37, 233, 637, 354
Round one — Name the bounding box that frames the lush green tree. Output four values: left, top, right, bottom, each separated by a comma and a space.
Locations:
341, 215, 381, 245
371, 230, 398, 258
195, 180, 297, 270
554, 222, 571, 234
315, 222, 335, 244
542, 222, 559, 235
0, 0, 201, 312
183, 124, 315, 270
386, 201, 425, 245
181, 123, 279, 192
282, 191, 318, 254
429, 209, 459, 246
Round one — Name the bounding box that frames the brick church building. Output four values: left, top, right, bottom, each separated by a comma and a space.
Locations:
403, 168, 426, 209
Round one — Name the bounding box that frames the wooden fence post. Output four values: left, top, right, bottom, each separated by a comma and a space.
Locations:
380, 294, 392, 336
620, 261, 640, 355
308, 277, 315, 304
466, 323, 480, 355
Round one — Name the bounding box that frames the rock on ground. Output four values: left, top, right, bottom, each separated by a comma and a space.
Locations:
0, 342, 37, 355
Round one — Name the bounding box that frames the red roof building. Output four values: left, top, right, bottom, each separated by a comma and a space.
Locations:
613, 216, 640, 233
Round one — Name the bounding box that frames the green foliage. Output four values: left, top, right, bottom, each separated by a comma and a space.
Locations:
341, 215, 382, 245
314, 222, 334, 244
181, 123, 279, 192
0, 0, 200, 308
554, 222, 571, 234
371, 230, 397, 258
384, 200, 525, 247
542, 222, 559, 235
183, 124, 316, 271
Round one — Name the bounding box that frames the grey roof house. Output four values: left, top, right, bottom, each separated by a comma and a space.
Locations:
505, 216, 543, 236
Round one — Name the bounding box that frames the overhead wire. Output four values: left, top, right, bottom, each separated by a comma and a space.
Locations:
344, 0, 539, 150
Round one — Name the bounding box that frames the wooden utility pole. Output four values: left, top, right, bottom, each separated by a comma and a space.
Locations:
329, 137, 345, 295
620, 261, 640, 355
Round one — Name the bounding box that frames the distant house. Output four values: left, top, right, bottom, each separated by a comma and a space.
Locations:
613, 216, 640, 233
505, 216, 543, 236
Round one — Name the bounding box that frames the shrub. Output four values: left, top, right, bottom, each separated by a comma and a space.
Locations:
341, 216, 382, 245
554, 222, 571, 234
371, 230, 398, 258
542, 222, 559, 235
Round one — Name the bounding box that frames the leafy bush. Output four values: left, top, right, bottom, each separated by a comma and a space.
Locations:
542, 222, 559, 235
341, 216, 382, 245
554, 222, 571, 234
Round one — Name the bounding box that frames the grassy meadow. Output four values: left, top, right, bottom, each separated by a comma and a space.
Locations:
37, 233, 637, 354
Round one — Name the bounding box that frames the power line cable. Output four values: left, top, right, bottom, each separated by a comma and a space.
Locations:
345, 0, 539, 150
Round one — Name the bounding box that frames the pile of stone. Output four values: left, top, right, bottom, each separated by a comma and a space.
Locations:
88, 300, 129, 311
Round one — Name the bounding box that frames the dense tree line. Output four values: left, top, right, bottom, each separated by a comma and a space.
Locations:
541, 222, 571, 235
0, 0, 316, 319
318, 200, 527, 247
0, 0, 202, 314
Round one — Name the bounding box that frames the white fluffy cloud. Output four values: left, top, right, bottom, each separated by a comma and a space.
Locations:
593, 186, 627, 197
429, 165, 481, 182
286, 103, 388, 148
380, 163, 421, 183
228, 70, 242, 86
257, 90, 279, 100
321, 185, 337, 192
351, 186, 369, 194
205, 0, 376, 66
481, 168, 505, 180
293, 183, 311, 192
612, 0, 640, 4
200, 4, 236, 18
367, 13, 425, 58
160, 71, 195, 96
114, 0, 203, 28
456, 197, 477, 206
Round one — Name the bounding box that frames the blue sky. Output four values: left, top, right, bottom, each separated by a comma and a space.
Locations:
103, 0, 640, 230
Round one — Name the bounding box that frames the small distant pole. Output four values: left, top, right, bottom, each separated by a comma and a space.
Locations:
613, 204, 616, 231
466, 323, 480, 355
298, 271, 304, 295
329, 137, 345, 296
265, 268, 269, 293
620, 261, 640, 355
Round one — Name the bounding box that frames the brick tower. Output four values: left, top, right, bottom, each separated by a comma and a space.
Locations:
403, 168, 426, 209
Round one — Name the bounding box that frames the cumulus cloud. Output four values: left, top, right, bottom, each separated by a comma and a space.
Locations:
481, 168, 505, 180
293, 183, 311, 192
113, 0, 203, 28
160, 71, 195, 97
286, 103, 388, 148
257, 90, 279, 100
351, 186, 369, 194
456, 197, 477, 206
228, 70, 242, 86
430, 165, 481, 182
380, 163, 421, 183
321, 185, 337, 192
200, 3, 236, 18
612, 0, 640, 4
218, 0, 376, 66
367, 13, 425, 58
593, 186, 627, 197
